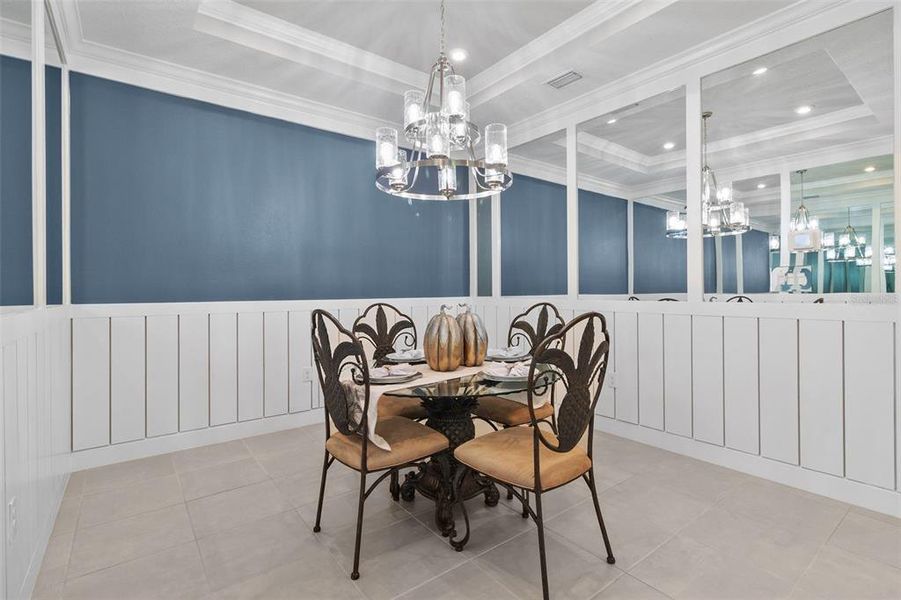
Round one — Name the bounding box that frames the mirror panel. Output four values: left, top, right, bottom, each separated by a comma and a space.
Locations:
46, 6, 64, 304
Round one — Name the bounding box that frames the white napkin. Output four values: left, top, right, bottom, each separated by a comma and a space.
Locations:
488, 346, 525, 358
393, 348, 424, 360
340, 381, 391, 451
482, 361, 513, 378
370, 363, 417, 378
508, 360, 531, 377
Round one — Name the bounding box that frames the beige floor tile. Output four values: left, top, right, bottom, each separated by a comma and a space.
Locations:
171, 440, 251, 473
68, 504, 194, 578
592, 573, 670, 599
849, 505, 901, 526
476, 527, 622, 600
631, 535, 796, 600
186, 480, 290, 538
396, 560, 518, 599
321, 516, 469, 600
62, 541, 209, 600
197, 510, 315, 591
638, 458, 748, 504
297, 483, 411, 536
243, 427, 317, 457
828, 510, 901, 570
80, 454, 175, 494
213, 547, 364, 599
42, 530, 74, 572
64, 472, 86, 499
78, 474, 184, 527
255, 445, 325, 479
33, 565, 67, 600
791, 545, 901, 599
271, 462, 358, 509
51, 495, 82, 537
178, 457, 268, 501
496, 479, 591, 520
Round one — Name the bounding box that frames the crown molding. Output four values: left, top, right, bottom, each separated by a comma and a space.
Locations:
194, 0, 429, 96
508, 153, 631, 200
468, 0, 677, 108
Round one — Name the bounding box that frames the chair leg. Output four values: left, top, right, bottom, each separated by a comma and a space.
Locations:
389, 470, 400, 501
534, 488, 550, 600
313, 450, 329, 533
350, 470, 367, 580
521, 489, 529, 518
586, 470, 615, 564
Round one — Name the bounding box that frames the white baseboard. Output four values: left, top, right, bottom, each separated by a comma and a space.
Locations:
595, 417, 901, 519
70, 410, 325, 472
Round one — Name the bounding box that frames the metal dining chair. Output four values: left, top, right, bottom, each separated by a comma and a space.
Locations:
310, 310, 449, 580
452, 312, 615, 599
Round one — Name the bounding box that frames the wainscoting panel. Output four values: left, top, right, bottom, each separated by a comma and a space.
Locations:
238, 312, 265, 422
614, 312, 639, 424
758, 318, 799, 465
179, 313, 210, 431
663, 314, 692, 437
637, 312, 664, 430
723, 317, 759, 455
597, 313, 615, 418
110, 316, 146, 444
72, 317, 111, 451
145, 315, 179, 437
209, 312, 238, 426
288, 310, 315, 413
844, 321, 895, 490
264, 311, 289, 417
692, 315, 724, 446
799, 319, 845, 477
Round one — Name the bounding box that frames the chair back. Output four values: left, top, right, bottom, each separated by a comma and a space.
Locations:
311, 309, 370, 436
528, 312, 610, 453
507, 302, 565, 355
352, 303, 417, 367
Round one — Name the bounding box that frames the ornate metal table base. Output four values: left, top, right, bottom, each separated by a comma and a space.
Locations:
398, 395, 499, 540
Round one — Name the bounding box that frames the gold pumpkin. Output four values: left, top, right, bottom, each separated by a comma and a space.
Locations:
423, 305, 463, 372
456, 304, 488, 366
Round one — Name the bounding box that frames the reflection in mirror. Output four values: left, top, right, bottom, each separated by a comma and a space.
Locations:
0, 0, 33, 305
701, 10, 893, 297
503, 130, 568, 296
577, 87, 685, 297
46, 4, 64, 304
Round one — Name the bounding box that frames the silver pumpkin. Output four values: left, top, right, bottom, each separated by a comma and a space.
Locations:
423, 305, 463, 371
456, 304, 488, 366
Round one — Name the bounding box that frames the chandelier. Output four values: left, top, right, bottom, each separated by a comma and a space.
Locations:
825, 208, 871, 265
374, 0, 511, 201
665, 111, 749, 239
787, 169, 822, 253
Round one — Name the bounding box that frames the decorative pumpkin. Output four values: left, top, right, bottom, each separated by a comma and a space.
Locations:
423, 305, 463, 371
456, 304, 488, 366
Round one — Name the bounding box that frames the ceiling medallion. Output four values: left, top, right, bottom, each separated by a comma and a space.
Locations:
374, 0, 511, 201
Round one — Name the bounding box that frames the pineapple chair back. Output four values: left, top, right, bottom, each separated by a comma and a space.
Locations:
310, 309, 448, 580
452, 311, 615, 599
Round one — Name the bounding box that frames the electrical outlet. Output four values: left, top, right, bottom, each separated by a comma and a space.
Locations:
7, 497, 17, 543
301, 367, 317, 382
607, 372, 616, 389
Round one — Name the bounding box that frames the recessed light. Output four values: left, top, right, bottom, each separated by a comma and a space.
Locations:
757, 183, 766, 189
606, 118, 617, 124
795, 105, 813, 115
864, 166, 876, 172
663, 141, 675, 150
449, 48, 467, 62
752, 66, 768, 76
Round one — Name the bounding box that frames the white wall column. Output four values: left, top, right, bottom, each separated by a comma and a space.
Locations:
872, 198, 883, 294
627, 199, 635, 295
685, 78, 703, 301
32, 0, 46, 307
780, 169, 792, 268
566, 124, 579, 300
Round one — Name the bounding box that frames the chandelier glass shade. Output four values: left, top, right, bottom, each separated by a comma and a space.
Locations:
374, 1, 511, 201
665, 112, 749, 239
824, 208, 871, 266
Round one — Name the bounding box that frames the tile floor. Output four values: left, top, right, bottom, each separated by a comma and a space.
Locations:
34, 424, 901, 599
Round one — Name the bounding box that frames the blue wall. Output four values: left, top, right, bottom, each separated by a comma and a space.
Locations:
477, 196, 491, 296
742, 229, 770, 293
1, 56, 33, 306
632, 202, 686, 294
579, 190, 627, 294
721, 236, 737, 294
500, 174, 567, 296
70, 73, 468, 303
46, 66, 62, 304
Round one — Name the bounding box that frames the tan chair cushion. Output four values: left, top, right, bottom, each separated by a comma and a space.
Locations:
377, 394, 428, 420
454, 426, 591, 491
473, 395, 553, 427
326, 416, 448, 471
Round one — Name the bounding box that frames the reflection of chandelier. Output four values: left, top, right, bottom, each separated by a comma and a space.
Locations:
787, 169, 822, 253
665, 112, 749, 239
374, 0, 511, 200
825, 208, 871, 265
883, 246, 895, 271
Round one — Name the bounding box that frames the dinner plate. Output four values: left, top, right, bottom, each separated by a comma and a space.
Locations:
485, 349, 529, 362
481, 371, 529, 383
385, 350, 425, 363
370, 372, 422, 385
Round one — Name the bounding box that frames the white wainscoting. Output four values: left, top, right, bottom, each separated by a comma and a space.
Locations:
478, 298, 900, 518
0, 307, 71, 599
67, 298, 468, 470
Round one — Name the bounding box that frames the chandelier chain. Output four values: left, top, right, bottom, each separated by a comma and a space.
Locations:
440, 0, 446, 55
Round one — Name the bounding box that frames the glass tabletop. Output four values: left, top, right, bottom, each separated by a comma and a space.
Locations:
383, 368, 560, 399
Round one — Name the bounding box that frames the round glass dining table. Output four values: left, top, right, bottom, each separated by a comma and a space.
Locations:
381, 369, 559, 544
